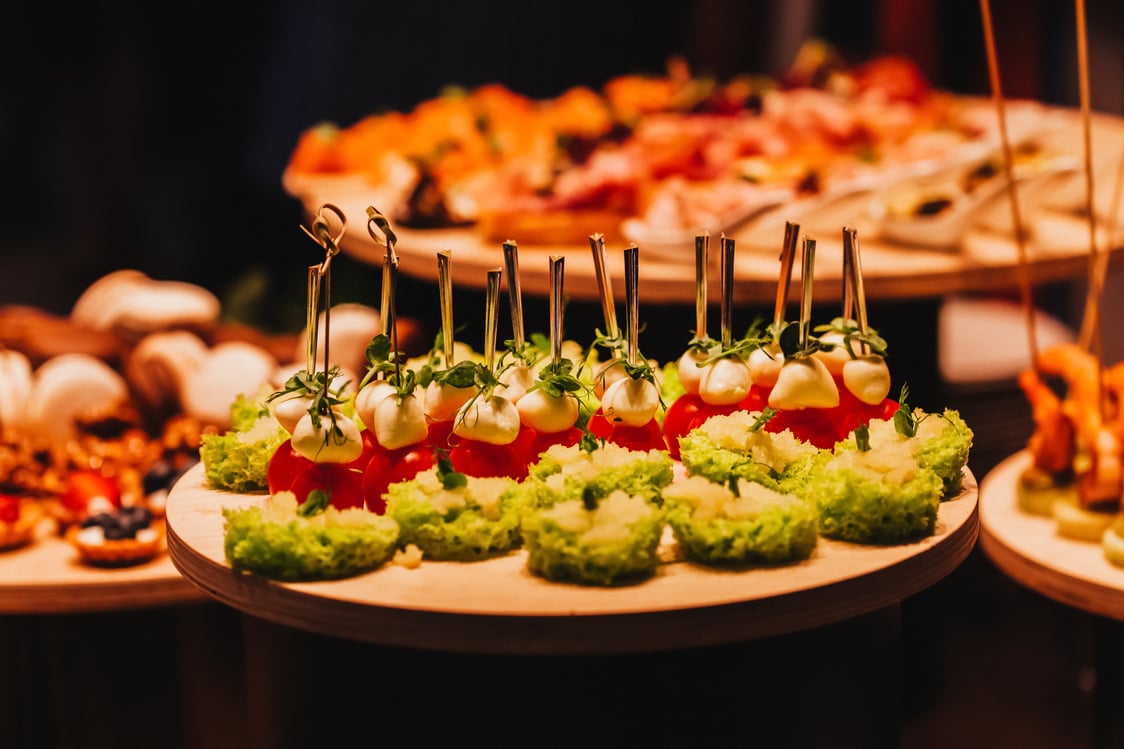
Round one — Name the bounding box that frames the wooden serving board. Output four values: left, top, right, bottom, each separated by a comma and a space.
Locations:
166, 463, 979, 655
0, 518, 205, 614
980, 450, 1124, 621
285, 108, 1124, 305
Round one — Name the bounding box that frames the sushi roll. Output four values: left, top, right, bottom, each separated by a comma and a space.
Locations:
222, 490, 400, 581
677, 410, 825, 493
386, 464, 524, 561
662, 475, 818, 566
521, 489, 665, 586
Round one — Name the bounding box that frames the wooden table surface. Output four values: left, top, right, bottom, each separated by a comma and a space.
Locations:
166, 462, 979, 655
0, 518, 205, 614
284, 108, 1124, 305
979, 450, 1124, 621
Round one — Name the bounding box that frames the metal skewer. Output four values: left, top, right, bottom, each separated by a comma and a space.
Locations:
485, 267, 502, 375
774, 221, 800, 333
502, 240, 525, 350
589, 233, 619, 343
550, 256, 565, 367
624, 244, 640, 366
720, 234, 735, 348
799, 236, 817, 351
437, 250, 455, 365
694, 233, 709, 341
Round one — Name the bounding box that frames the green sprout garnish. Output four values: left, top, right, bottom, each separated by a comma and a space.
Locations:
435, 449, 467, 490
297, 489, 331, 517
855, 424, 871, 451
893, 384, 924, 438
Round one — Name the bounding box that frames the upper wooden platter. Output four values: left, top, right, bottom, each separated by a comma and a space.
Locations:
166, 463, 978, 655
284, 108, 1124, 305
979, 450, 1124, 621
0, 518, 205, 614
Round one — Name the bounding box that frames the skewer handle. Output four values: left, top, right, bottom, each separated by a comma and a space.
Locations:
625, 244, 639, 366
589, 233, 618, 339
775, 221, 799, 329
799, 236, 817, 350
437, 250, 454, 364
694, 234, 708, 340
720, 234, 735, 348
502, 240, 525, 348
550, 256, 565, 366
485, 268, 502, 374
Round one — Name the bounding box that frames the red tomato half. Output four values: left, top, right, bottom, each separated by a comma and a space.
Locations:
525, 426, 584, 465
362, 442, 436, 514
586, 408, 613, 440
608, 419, 667, 453
449, 439, 526, 480
662, 393, 704, 459
738, 384, 771, 414
289, 463, 365, 510
427, 419, 460, 451
267, 439, 313, 494
766, 408, 840, 450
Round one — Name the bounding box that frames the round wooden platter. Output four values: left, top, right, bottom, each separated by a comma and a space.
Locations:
284, 108, 1124, 305
0, 517, 206, 614
980, 451, 1124, 621
166, 462, 979, 655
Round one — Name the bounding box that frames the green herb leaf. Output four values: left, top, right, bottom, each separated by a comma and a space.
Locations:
435, 449, 468, 490
297, 489, 331, 517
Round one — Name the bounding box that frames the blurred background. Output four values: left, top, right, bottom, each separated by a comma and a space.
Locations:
3, 2, 1124, 746
4, 0, 1117, 328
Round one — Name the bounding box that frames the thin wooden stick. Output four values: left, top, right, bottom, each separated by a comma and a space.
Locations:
978, 0, 1038, 367
1074, 0, 1104, 362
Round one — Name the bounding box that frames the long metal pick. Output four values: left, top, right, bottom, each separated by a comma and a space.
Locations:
437, 250, 454, 365
502, 240, 525, 349
799, 236, 817, 350
485, 267, 502, 375
625, 244, 640, 366
720, 234, 735, 348
589, 233, 619, 342
550, 256, 565, 367
775, 221, 800, 331
694, 233, 709, 341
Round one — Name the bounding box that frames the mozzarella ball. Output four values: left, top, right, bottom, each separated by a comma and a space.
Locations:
747, 343, 784, 388
353, 380, 396, 432
601, 376, 660, 426
291, 410, 364, 463
424, 380, 476, 422
677, 349, 708, 395
453, 395, 521, 445
769, 357, 840, 410
842, 355, 892, 405
518, 389, 579, 433
698, 356, 752, 405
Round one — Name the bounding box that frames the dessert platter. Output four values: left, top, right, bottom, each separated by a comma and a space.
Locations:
165, 202, 979, 655
0, 270, 423, 614
282, 44, 1124, 303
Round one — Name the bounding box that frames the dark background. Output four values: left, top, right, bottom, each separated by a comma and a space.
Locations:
0, 0, 1091, 332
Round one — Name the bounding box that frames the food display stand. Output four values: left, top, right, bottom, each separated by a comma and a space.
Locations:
164, 463, 978, 744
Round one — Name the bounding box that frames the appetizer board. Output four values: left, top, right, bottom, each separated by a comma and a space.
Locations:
284, 108, 1124, 305
979, 451, 1124, 621
0, 519, 205, 614
166, 462, 979, 655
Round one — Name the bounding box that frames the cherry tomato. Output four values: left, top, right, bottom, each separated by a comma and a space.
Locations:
662, 393, 704, 459
362, 442, 436, 514
608, 419, 667, 453
586, 408, 613, 440
0, 495, 19, 523
738, 384, 771, 414
525, 426, 584, 465
427, 419, 460, 451
267, 439, 314, 494
449, 439, 526, 480
62, 469, 121, 514
289, 463, 365, 510
766, 408, 839, 450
